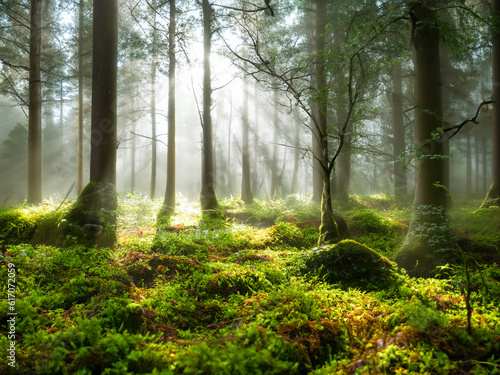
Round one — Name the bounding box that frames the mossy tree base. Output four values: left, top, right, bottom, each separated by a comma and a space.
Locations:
480, 189, 500, 209
34, 181, 118, 248
395, 205, 461, 278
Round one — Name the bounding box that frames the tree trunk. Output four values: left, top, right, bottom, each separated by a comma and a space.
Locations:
89, 0, 117, 186
475, 134, 481, 197
270, 88, 279, 198
466, 131, 472, 197
28, 0, 42, 204
241, 74, 253, 203
482, 0, 500, 207
200, 0, 219, 214
130, 83, 137, 192
391, 63, 407, 199
312, 0, 339, 244
162, 0, 177, 215
310, 1, 323, 202
395, 3, 458, 278
76, 0, 84, 195
291, 113, 300, 194
68, 0, 118, 248
150, 0, 158, 199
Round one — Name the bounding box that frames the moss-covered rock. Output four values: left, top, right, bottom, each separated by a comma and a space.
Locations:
302, 240, 399, 291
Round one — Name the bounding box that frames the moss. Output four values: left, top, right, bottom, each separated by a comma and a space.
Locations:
121, 252, 202, 287
0, 205, 48, 246
303, 240, 399, 291
269, 222, 304, 249
346, 209, 405, 256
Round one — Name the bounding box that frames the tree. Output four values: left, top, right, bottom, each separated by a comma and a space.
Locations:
150, 0, 158, 199
67, 0, 118, 248
28, 0, 42, 204
241, 72, 254, 203
482, 0, 500, 208
200, 0, 219, 214
161, 0, 177, 215
395, 2, 458, 277
391, 63, 408, 199
76, 0, 85, 195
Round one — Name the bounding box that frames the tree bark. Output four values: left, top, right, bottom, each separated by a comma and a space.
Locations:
466, 131, 472, 197
150, 0, 158, 199
76, 0, 84, 195
28, 0, 42, 204
481, 0, 500, 207
391, 63, 407, 199
200, 0, 219, 213
310, 1, 323, 202
162, 0, 177, 215
241, 74, 253, 203
311, 0, 339, 244
395, 3, 458, 278
89, 0, 117, 186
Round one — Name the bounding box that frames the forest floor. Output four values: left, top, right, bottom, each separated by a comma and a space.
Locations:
1, 193, 499, 374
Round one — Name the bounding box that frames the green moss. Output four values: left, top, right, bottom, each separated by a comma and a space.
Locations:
346, 209, 405, 256
121, 252, 203, 287
0, 205, 50, 246
303, 240, 400, 291
269, 222, 304, 249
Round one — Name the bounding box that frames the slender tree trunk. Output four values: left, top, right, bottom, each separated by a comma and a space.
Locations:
241, 74, 253, 203
395, 3, 457, 278
150, 0, 158, 199
466, 131, 472, 197
391, 63, 407, 199
482, 0, 500, 207
76, 0, 84, 195
270, 88, 279, 198
291, 113, 300, 193
310, 2, 323, 202
28, 0, 42, 204
162, 0, 177, 214
311, 0, 339, 244
483, 136, 488, 194
130, 85, 137, 192
200, 0, 219, 213
89, 0, 117, 185
475, 134, 481, 197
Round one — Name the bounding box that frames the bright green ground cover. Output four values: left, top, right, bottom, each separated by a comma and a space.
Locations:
0, 193, 499, 374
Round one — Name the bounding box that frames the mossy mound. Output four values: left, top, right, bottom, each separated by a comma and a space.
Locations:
302, 240, 399, 291
0, 206, 48, 246
120, 252, 203, 287
269, 222, 304, 248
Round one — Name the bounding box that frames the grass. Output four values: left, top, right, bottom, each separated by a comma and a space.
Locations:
0, 193, 499, 374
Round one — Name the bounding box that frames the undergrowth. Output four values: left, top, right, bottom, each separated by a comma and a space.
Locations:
0, 194, 499, 374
